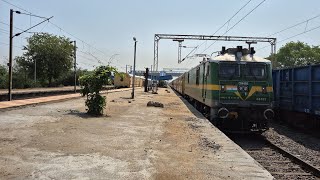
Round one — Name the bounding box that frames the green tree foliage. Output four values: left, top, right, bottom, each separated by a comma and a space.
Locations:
17, 33, 74, 86
13, 56, 38, 88
79, 65, 117, 115
0, 65, 7, 89
272, 41, 320, 68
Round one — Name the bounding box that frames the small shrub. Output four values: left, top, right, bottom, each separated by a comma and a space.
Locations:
79, 65, 117, 116
85, 93, 106, 115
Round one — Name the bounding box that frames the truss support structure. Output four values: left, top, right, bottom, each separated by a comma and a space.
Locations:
153, 34, 276, 71
172, 39, 184, 64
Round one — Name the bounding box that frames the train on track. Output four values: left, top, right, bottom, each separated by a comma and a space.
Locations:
170, 46, 274, 133
273, 64, 320, 130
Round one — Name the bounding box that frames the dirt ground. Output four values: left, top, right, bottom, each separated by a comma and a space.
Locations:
0, 88, 271, 179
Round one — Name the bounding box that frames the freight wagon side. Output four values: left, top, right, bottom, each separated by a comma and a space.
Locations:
273, 64, 320, 130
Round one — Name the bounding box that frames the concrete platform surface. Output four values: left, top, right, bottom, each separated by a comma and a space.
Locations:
0, 88, 131, 110
0, 88, 273, 179
0, 86, 115, 101
0, 86, 114, 95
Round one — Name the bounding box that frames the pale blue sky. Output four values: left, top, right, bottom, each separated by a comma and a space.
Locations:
1, 0, 320, 72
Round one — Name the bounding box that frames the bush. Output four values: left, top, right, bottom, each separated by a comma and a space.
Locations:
85, 93, 106, 115
79, 65, 117, 115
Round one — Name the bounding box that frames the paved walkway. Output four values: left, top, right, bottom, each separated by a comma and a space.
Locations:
0, 88, 132, 110
0, 86, 114, 95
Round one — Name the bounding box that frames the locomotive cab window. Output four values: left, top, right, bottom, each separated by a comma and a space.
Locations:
244, 63, 266, 79
219, 63, 240, 78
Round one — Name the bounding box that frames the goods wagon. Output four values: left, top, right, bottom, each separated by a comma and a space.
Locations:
171, 46, 274, 133
273, 64, 320, 129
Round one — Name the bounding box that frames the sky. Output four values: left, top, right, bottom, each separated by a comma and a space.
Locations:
1, 0, 320, 72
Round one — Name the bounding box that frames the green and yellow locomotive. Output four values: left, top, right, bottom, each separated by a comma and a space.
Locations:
171, 46, 274, 132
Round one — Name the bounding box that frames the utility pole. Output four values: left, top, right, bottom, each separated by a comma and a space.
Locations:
73, 41, 77, 93
8, 9, 13, 101
125, 65, 132, 74
144, 68, 149, 92
131, 37, 137, 99
34, 59, 36, 84
173, 39, 184, 63
7, 9, 53, 101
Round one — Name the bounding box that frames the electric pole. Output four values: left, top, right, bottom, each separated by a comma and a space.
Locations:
8, 9, 13, 101
7, 9, 53, 101
131, 37, 137, 99
34, 59, 36, 84
73, 41, 77, 93
144, 68, 149, 92
125, 65, 132, 74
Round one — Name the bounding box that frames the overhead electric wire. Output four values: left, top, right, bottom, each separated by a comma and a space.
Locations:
49, 22, 113, 59
202, 0, 252, 46
200, 0, 267, 54
278, 24, 320, 43
255, 14, 320, 51
77, 61, 95, 68
267, 14, 320, 37
0, 0, 31, 13
13, 16, 53, 38
182, 0, 253, 61
0, 28, 9, 33
78, 50, 105, 64
257, 24, 320, 50
1, 0, 106, 70
0, 21, 24, 31
1, 0, 115, 66
18, 12, 48, 19
0, 41, 24, 48
77, 54, 100, 64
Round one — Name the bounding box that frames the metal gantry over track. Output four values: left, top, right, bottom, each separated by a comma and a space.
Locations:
153, 34, 277, 71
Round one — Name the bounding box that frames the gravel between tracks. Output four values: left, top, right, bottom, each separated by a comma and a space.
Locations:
263, 122, 320, 169
230, 135, 318, 180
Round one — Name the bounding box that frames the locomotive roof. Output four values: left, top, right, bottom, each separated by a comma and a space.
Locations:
210, 53, 271, 63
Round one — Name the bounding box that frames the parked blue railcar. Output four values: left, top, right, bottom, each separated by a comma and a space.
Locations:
273, 64, 320, 130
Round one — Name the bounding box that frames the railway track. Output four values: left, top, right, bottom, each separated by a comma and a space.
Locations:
172, 89, 320, 179
230, 135, 320, 180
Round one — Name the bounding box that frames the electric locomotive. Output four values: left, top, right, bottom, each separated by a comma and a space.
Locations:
171, 46, 274, 132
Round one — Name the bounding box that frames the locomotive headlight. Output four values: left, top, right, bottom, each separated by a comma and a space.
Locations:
262, 86, 267, 94
238, 85, 244, 91
244, 85, 248, 92
221, 85, 226, 93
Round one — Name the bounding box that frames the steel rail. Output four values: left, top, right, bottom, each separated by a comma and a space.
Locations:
263, 137, 320, 178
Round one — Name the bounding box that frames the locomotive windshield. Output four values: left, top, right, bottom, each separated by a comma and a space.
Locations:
219, 63, 240, 78
244, 63, 266, 79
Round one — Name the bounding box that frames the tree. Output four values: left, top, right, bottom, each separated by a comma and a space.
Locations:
272, 41, 320, 68
0, 65, 7, 89
79, 65, 117, 115
17, 33, 74, 86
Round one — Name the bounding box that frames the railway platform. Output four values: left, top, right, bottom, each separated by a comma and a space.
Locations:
0, 85, 115, 101
0, 87, 273, 179
0, 88, 130, 110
